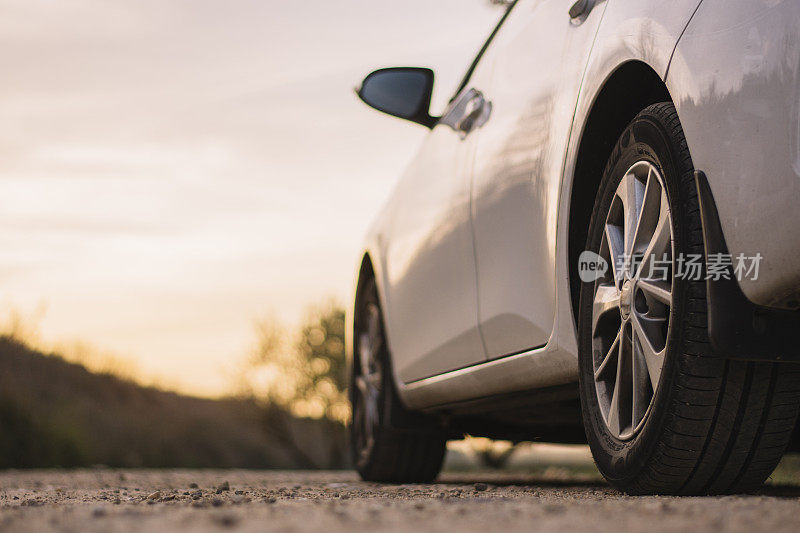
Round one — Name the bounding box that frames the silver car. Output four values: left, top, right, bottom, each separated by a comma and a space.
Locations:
347, 0, 800, 494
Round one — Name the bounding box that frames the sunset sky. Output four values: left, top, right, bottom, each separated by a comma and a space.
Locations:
0, 0, 504, 396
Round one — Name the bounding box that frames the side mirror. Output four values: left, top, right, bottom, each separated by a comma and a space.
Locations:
356, 67, 436, 128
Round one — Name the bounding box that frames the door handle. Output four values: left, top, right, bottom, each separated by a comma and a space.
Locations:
569, 0, 593, 19
456, 91, 489, 135
441, 88, 492, 138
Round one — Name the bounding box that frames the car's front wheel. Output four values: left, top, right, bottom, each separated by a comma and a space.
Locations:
350, 278, 446, 482
578, 102, 800, 495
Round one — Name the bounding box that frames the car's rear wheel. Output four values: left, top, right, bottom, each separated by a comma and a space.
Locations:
350, 278, 446, 482
578, 102, 800, 495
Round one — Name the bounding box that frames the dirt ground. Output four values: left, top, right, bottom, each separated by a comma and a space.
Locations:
1, 467, 800, 533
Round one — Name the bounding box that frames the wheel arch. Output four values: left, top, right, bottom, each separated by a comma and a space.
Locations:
348, 250, 397, 370
567, 61, 673, 326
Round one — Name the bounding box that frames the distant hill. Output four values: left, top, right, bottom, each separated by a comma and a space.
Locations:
0, 336, 347, 469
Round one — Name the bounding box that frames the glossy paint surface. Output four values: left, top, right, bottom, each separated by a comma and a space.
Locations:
467, 0, 605, 359
380, 124, 486, 382
667, 0, 800, 309
350, 0, 800, 410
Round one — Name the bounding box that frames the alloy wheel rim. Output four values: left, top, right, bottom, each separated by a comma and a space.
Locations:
592, 161, 674, 440
353, 302, 383, 460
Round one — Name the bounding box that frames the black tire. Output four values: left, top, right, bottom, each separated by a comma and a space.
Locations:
350, 278, 446, 483
578, 102, 800, 495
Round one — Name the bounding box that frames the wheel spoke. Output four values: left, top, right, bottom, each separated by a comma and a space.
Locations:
605, 224, 625, 286
592, 283, 620, 333
632, 313, 665, 390
620, 171, 645, 260
606, 328, 630, 437
595, 327, 621, 380
356, 373, 380, 437
358, 333, 372, 376
363, 396, 378, 441
630, 168, 663, 262
359, 304, 383, 376
636, 190, 671, 279
638, 278, 672, 306
606, 374, 622, 437
631, 328, 652, 428
355, 375, 369, 396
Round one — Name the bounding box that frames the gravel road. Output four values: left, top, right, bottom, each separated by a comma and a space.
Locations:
1, 469, 800, 533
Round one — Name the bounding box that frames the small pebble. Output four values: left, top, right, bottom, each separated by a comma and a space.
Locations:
474, 483, 488, 492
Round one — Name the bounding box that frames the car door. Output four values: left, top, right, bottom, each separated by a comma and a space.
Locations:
467, 0, 607, 358
382, 106, 486, 383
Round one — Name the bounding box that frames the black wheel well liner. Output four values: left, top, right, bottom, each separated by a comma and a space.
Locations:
567, 61, 672, 326
353, 253, 377, 337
